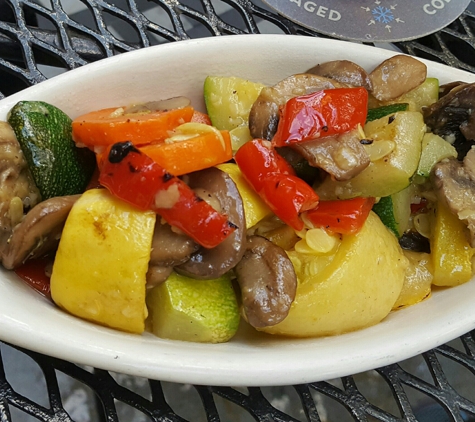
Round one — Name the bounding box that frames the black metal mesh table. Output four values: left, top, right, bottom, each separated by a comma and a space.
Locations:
2, 1, 475, 421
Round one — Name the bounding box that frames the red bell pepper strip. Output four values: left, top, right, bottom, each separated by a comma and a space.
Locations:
234, 139, 295, 191
14, 256, 52, 299
411, 198, 428, 214
234, 139, 319, 231
272, 87, 368, 147
99, 141, 236, 249
303, 197, 375, 235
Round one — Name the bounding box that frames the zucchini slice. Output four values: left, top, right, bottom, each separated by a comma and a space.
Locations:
8, 101, 96, 200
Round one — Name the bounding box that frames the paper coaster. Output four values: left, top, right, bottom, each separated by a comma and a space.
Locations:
262, 0, 472, 42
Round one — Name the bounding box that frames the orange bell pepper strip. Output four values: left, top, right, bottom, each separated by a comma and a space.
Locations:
72, 106, 194, 148
139, 126, 232, 176
99, 141, 236, 249
191, 110, 212, 125
303, 197, 375, 235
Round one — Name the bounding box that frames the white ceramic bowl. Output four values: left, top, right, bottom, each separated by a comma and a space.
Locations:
1, 34, 474, 387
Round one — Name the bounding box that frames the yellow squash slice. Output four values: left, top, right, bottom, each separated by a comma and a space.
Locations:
259, 212, 407, 337
51, 188, 156, 333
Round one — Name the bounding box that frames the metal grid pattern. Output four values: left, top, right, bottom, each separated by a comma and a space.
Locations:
1, 0, 475, 420
0, 0, 474, 97
2, 334, 475, 421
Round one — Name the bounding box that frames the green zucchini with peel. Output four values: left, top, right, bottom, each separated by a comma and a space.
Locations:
315, 111, 425, 200
395, 77, 439, 112
372, 184, 415, 238
8, 101, 96, 200
147, 271, 240, 343
204, 76, 265, 151
417, 132, 457, 177
366, 103, 409, 123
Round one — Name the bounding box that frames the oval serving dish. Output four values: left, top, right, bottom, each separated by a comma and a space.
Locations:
0, 34, 474, 387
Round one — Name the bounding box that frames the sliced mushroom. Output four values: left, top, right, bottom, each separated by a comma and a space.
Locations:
423, 83, 475, 159
369, 55, 427, 102
235, 235, 297, 328
439, 81, 466, 98
2, 195, 80, 269
275, 147, 321, 185
176, 167, 246, 280
146, 265, 173, 288
249, 74, 343, 140
0, 122, 40, 255
306, 60, 372, 91
149, 220, 198, 267
292, 128, 370, 181
431, 148, 475, 247
124, 97, 191, 114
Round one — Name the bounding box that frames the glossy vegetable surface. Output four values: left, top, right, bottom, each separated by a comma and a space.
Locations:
8, 101, 96, 200
6, 48, 475, 349
272, 87, 368, 146
72, 106, 195, 147
234, 139, 319, 231
304, 197, 375, 235
147, 271, 240, 343
51, 188, 156, 333
316, 111, 426, 199
138, 123, 232, 176
260, 212, 407, 337
99, 141, 236, 249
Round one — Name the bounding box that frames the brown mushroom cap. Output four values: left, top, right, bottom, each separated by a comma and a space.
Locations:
249, 74, 343, 140
306, 60, 372, 91
175, 167, 246, 280
431, 148, 475, 247
423, 82, 475, 159
369, 54, 427, 102
293, 128, 370, 181
149, 221, 198, 267
235, 235, 297, 328
146, 265, 173, 288
2, 194, 80, 269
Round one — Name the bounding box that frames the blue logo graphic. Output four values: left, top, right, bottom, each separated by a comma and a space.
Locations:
362, 1, 404, 33
372, 6, 394, 23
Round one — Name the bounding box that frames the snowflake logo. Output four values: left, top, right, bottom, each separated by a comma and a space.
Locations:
362, 1, 403, 33
372, 6, 394, 23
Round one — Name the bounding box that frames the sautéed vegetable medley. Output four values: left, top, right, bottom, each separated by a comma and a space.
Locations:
1, 54, 475, 343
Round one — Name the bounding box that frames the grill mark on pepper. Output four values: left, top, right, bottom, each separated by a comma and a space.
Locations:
108, 141, 140, 163
128, 163, 139, 173
162, 172, 174, 183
